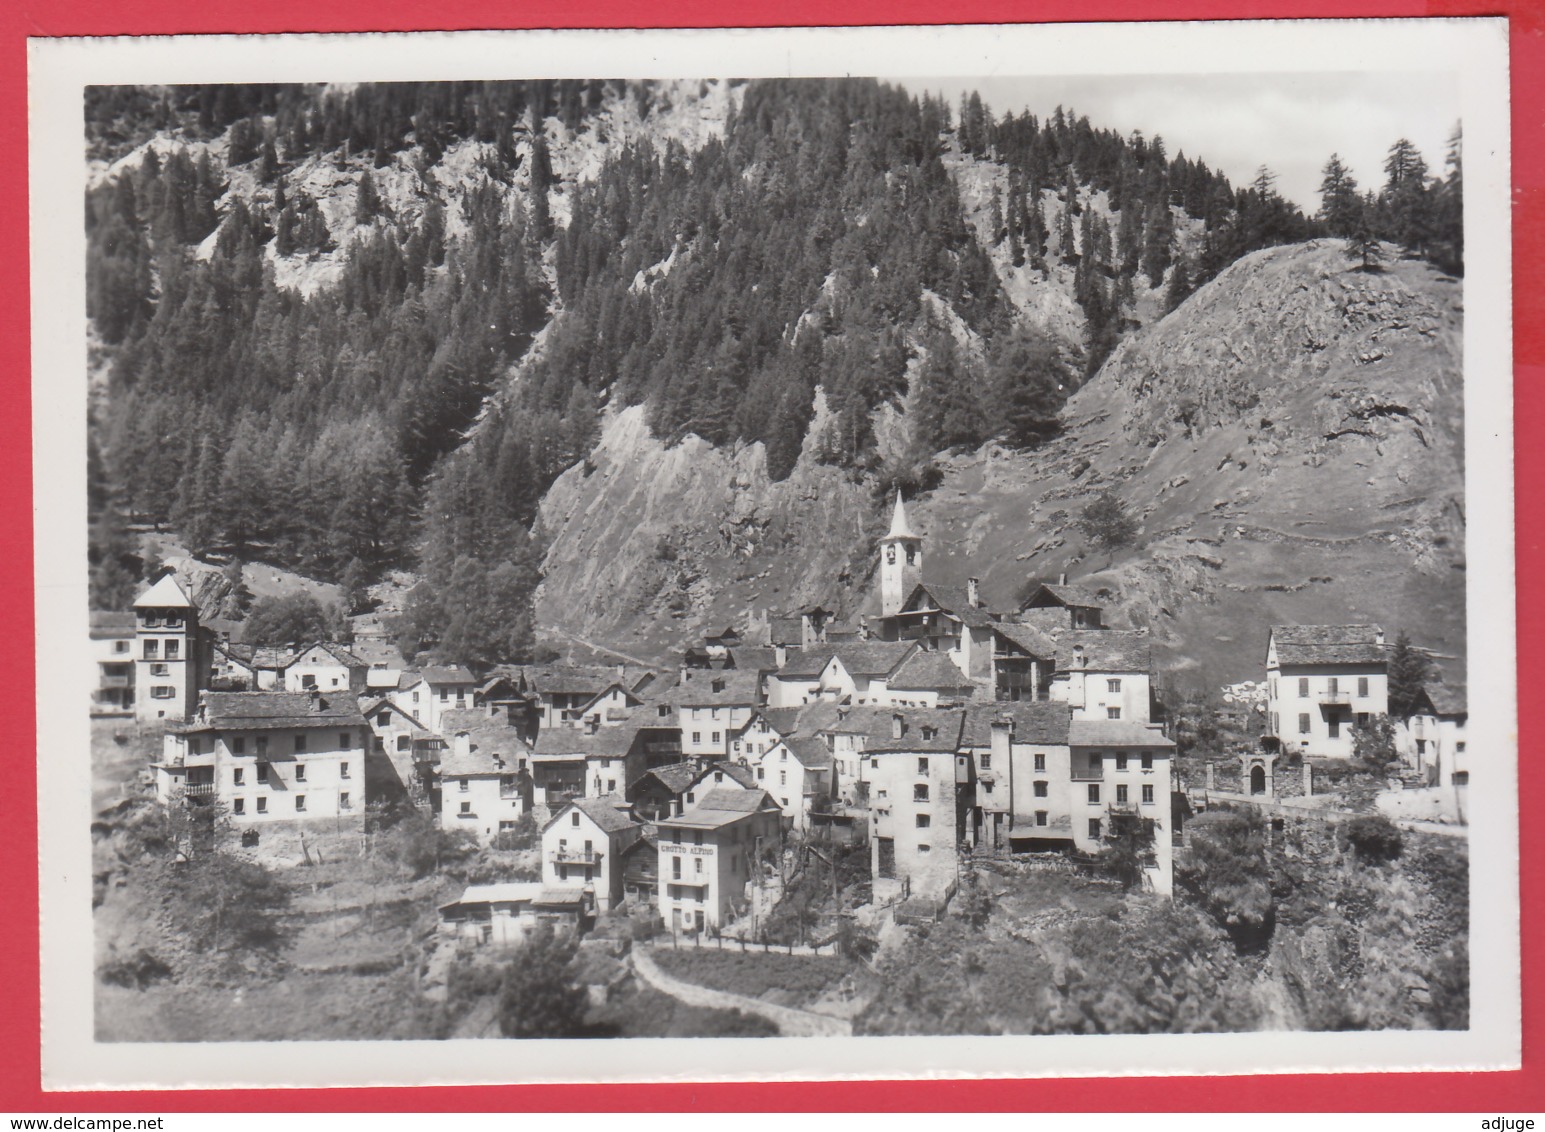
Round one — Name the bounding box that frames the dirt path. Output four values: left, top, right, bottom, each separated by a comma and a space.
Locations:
541, 627, 657, 669
631, 945, 851, 1037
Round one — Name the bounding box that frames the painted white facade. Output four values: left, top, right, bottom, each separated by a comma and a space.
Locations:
542, 798, 642, 912
1051, 670, 1153, 723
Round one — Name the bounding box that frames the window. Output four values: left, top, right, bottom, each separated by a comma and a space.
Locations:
458, 778, 469, 793
150, 662, 169, 677
672, 857, 682, 880
1107, 678, 1121, 693
1298, 678, 1309, 698
1034, 781, 1048, 797
711, 732, 721, 744
870, 758, 879, 770
295, 795, 306, 813
983, 781, 993, 794
694, 857, 703, 875
693, 830, 703, 846
340, 792, 351, 810
114, 640, 129, 654
1142, 784, 1155, 804
257, 797, 267, 814
143, 640, 159, 659
339, 732, 351, 749
1107, 707, 1121, 720
1358, 677, 1369, 697
692, 732, 701, 744
913, 784, 929, 802
1141, 755, 1153, 770
1116, 755, 1128, 771
980, 752, 992, 771
757, 767, 765, 780
917, 757, 929, 775
1034, 753, 1046, 772
1116, 784, 1128, 804
916, 814, 930, 829
294, 735, 307, 752
686, 792, 695, 804
165, 640, 180, 659
256, 763, 269, 783
1087, 753, 1101, 773
295, 764, 308, 783
1270, 678, 1278, 699
1087, 784, 1100, 804
231, 737, 246, 754
917, 843, 931, 854
233, 768, 244, 786
1327, 677, 1339, 696
460, 801, 470, 815
233, 798, 245, 814
1298, 713, 1311, 734
301, 674, 317, 691
1088, 819, 1102, 840
377, 712, 390, 726
439, 688, 449, 702
150, 685, 174, 699
780, 749, 788, 761
256, 737, 268, 756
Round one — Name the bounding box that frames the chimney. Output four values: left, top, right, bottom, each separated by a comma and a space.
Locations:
615, 663, 625, 681
453, 730, 471, 760
1058, 572, 1068, 586
1375, 629, 1386, 646
585, 717, 598, 735
891, 713, 905, 740
990, 716, 1013, 767
966, 578, 981, 609
679, 663, 690, 685
774, 644, 788, 669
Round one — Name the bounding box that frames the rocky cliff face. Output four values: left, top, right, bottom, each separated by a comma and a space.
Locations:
536, 238, 1464, 687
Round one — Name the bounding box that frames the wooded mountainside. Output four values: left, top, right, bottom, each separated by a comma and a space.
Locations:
84, 79, 1462, 666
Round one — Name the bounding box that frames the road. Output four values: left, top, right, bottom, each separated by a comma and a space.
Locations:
631, 944, 851, 1037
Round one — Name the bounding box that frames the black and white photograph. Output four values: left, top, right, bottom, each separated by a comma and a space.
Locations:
31, 20, 1517, 1087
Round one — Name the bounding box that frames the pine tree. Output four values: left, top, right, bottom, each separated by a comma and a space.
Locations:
1163, 255, 1193, 313
496, 923, 587, 1038
1317, 153, 1361, 237
1386, 631, 1435, 718
355, 169, 381, 226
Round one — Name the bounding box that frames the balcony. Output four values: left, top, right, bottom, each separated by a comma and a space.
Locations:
99, 674, 131, 689
1321, 691, 1353, 705
552, 848, 603, 865
181, 782, 217, 798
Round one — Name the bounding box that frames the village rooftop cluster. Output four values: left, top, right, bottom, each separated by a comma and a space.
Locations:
91, 493, 1469, 941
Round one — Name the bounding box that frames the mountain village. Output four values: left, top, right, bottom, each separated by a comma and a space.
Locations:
92, 490, 1469, 972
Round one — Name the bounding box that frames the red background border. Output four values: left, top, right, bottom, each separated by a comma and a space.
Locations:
2, 0, 1538, 1113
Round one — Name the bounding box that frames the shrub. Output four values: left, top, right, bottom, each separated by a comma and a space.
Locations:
497, 923, 588, 1038
99, 948, 172, 989
1342, 815, 1404, 863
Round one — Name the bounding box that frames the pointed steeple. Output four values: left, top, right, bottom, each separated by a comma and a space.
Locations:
886, 488, 918, 541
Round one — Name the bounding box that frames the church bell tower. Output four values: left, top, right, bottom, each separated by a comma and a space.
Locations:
878, 489, 923, 618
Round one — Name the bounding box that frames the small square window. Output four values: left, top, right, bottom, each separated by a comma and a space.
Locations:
913, 784, 929, 802
916, 813, 930, 828
233, 798, 245, 814
339, 732, 351, 749
295, 795, 306, 813
294, 735, 307, 752
460, 801, 471, 814
233, 768, 244, 786
1107, 707, 1121, 720
340, 792, 351, 810
917, 757, 929, 775
1116, 755, 1128, 771
231, 737, 246, 754
1034, 781, 1048, 797
1141, 755, 1153, 770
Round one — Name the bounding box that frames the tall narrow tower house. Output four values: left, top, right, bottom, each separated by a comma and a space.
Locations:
133, 573, 203, 722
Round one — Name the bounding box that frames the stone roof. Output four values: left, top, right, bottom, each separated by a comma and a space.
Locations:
89, 611, 136, 639
1055, 630, 1152, 674
1067, 719, 1176, 749
546, 793, 640, 835
784, 736, 834, 771
437, 709, 532, 776
1270, 625, 1388, 667
422, 664, 477, 685
1416, 684, 1468, 718
292, 641, 366, 668
1026, 582, 1104, 610
674, 669, 762, 706
531, 725, 639, 759
960, 700, 1074, 747
774, 647, 836, 679
889, 647, 973, 690
441, 881, 545, 912
662, 787, 780, 829
829, 640, 918, 678
903, 582, 998, 628
186, 691, 367, 731
991, 621, 1058, 659
134, 574, 195, 609
633, 761, 699, 795
725, 646, 780, 672
691, 761, 758, 790
838, 705, 966, 752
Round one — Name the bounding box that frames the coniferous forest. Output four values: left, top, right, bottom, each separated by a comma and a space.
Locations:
84, 79, 1462, 665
